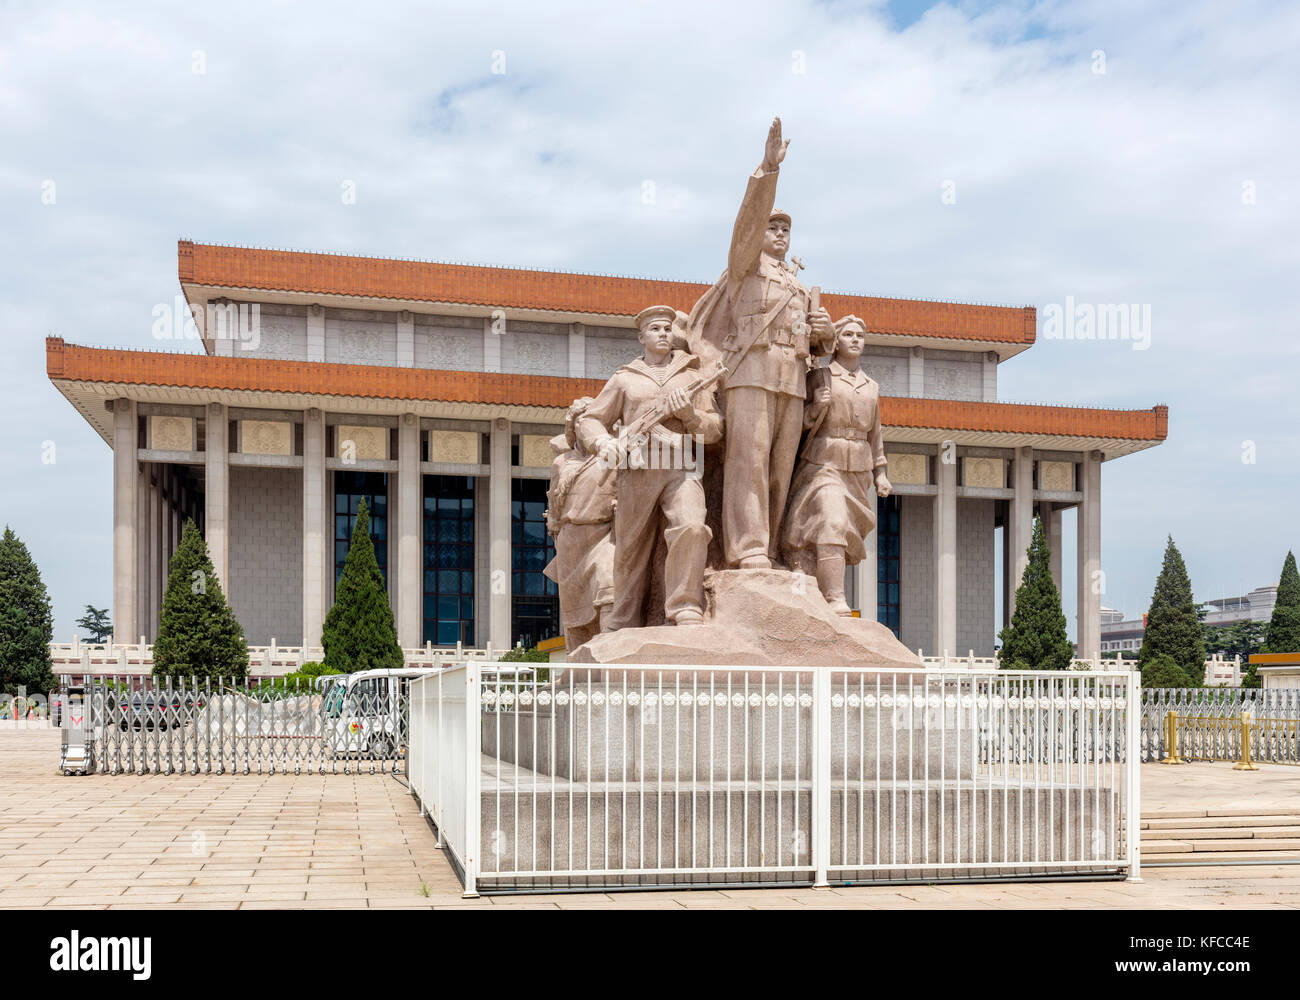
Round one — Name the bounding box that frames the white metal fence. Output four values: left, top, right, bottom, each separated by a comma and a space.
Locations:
49, 638, 504, 679
408, 664, 1139, 895
918, 650, 1240, 685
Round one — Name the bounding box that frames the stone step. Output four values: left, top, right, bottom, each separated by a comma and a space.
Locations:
1150, 838, 1300, 854
1142, 814, 1300, 831
1142, 850, 1300, 865
1142, 826, 1300, 842
1141, 807, 1300, 821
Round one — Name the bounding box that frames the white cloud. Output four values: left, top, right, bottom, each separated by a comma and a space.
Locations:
1, 0, 1297, 638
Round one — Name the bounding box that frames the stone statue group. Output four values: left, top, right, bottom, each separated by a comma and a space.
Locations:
545, 119, 892, 651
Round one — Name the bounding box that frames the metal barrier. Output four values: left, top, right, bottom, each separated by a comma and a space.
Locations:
62, 675, 410, 775
408, 664, 1140, 895
1157, 709, 1296, 769
1140, 687, 1300, 764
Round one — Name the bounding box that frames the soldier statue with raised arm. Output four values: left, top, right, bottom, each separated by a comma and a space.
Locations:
687, 117, 836, 569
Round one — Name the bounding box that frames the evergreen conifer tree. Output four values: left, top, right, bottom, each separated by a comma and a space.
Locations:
997, 516, 1074, 670
1138, 535, 1205, 681
0, 526, 56, 694
1263, 550, 1300, 654
153, 520, 248, 682
321, 499, 403, 673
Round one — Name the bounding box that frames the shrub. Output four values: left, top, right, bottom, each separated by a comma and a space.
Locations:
1142, 653, 1195, 689
997, 516, 1073, 670
153, 520, 248, 682
321, 499, 402, 673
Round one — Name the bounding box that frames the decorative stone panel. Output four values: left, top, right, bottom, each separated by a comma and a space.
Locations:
1039, 460, 1074, 492
429, 430, 480, 465
962, 456, 1005, 489
335, 424, 389, 461
519, 434, 554, 468
148, 415, 195, 452
238, 419, 293, 456
887, 452, 928, 486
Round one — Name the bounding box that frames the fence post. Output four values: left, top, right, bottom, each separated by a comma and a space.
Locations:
462, 663, 481, 898
812, 668, 831, 888
1233, 711, 1259, 771
1125, 669, 1142, 882
1159, 710, 1185, 765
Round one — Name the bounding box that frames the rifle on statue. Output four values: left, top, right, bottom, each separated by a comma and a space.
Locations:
565, 361, 728, 494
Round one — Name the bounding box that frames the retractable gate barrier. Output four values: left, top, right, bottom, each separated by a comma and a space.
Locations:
1140, 687, 1300, 764
62, 675, 410, 775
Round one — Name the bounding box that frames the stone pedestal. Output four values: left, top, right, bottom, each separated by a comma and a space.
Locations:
478, 785, 1119, 882
482, 673, 976, 783
571, 567, 920, 668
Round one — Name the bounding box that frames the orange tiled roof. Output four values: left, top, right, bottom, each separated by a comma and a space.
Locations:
47, 339, 1168, 442
179, 241, 1036, 346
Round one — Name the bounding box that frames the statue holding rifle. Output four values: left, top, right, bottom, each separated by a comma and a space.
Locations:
577, 305, 726, 629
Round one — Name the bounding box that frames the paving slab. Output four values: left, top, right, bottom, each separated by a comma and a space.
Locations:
5, 729, 1300, 909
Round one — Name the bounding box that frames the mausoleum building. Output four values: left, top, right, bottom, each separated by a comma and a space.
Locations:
47, 241, 1168, 658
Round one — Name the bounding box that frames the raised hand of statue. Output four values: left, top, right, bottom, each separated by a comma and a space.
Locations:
762, 117, 790, 172
809, 306, 833, 343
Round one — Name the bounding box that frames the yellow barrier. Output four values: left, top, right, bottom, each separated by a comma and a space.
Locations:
1162, 711, 1297, 769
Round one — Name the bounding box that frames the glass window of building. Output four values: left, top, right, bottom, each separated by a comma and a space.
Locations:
334, 471, 388, 586
877, 494, 901, 636
423, 475, 475, 647
511, 478, 558, 648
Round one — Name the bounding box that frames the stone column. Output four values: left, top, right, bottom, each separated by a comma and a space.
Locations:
489, 417, 512, 651
483, 316, 502, 373
151, 474, 164, 636
1076, 451, 1103, 661
204, 403, 229, 596
396, 310, 415, 367
982, 351, 998, 402
568, 323, 586, 378
302, 408, 328, 649
397, 413, 422, 648
307, 304, 325, 363
1006, 446, 1034, 619
136, 464, 150, 643
855, 486, 878, 621
1045, 504, 1063, 595
908, 347, 924, 398
112, 399, 137, 644
932, 446, 957, 656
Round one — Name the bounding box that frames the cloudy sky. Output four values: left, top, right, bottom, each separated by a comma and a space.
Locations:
2, 0, 1297, 641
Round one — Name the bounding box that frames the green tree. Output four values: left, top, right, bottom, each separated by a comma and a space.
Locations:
75, 605, 113, 643
322, 499, 402, 673
1203, 619, 1265, 661
1138, 536, 1205, 679
998, 516, 1074, 670
1141, 652, 1195, 689
0, 526, 56, 694
1263, 550, 1300, 654
265, 660, 345, 692
153, 520, 248, 682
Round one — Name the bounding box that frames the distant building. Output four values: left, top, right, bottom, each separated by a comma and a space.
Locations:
1202, 586, 1277, 625
1100, 585, 1279, 654
1100, 615, 1146, 653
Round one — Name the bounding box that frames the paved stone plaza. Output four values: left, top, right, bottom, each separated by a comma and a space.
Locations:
2, 730, 1298, 910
